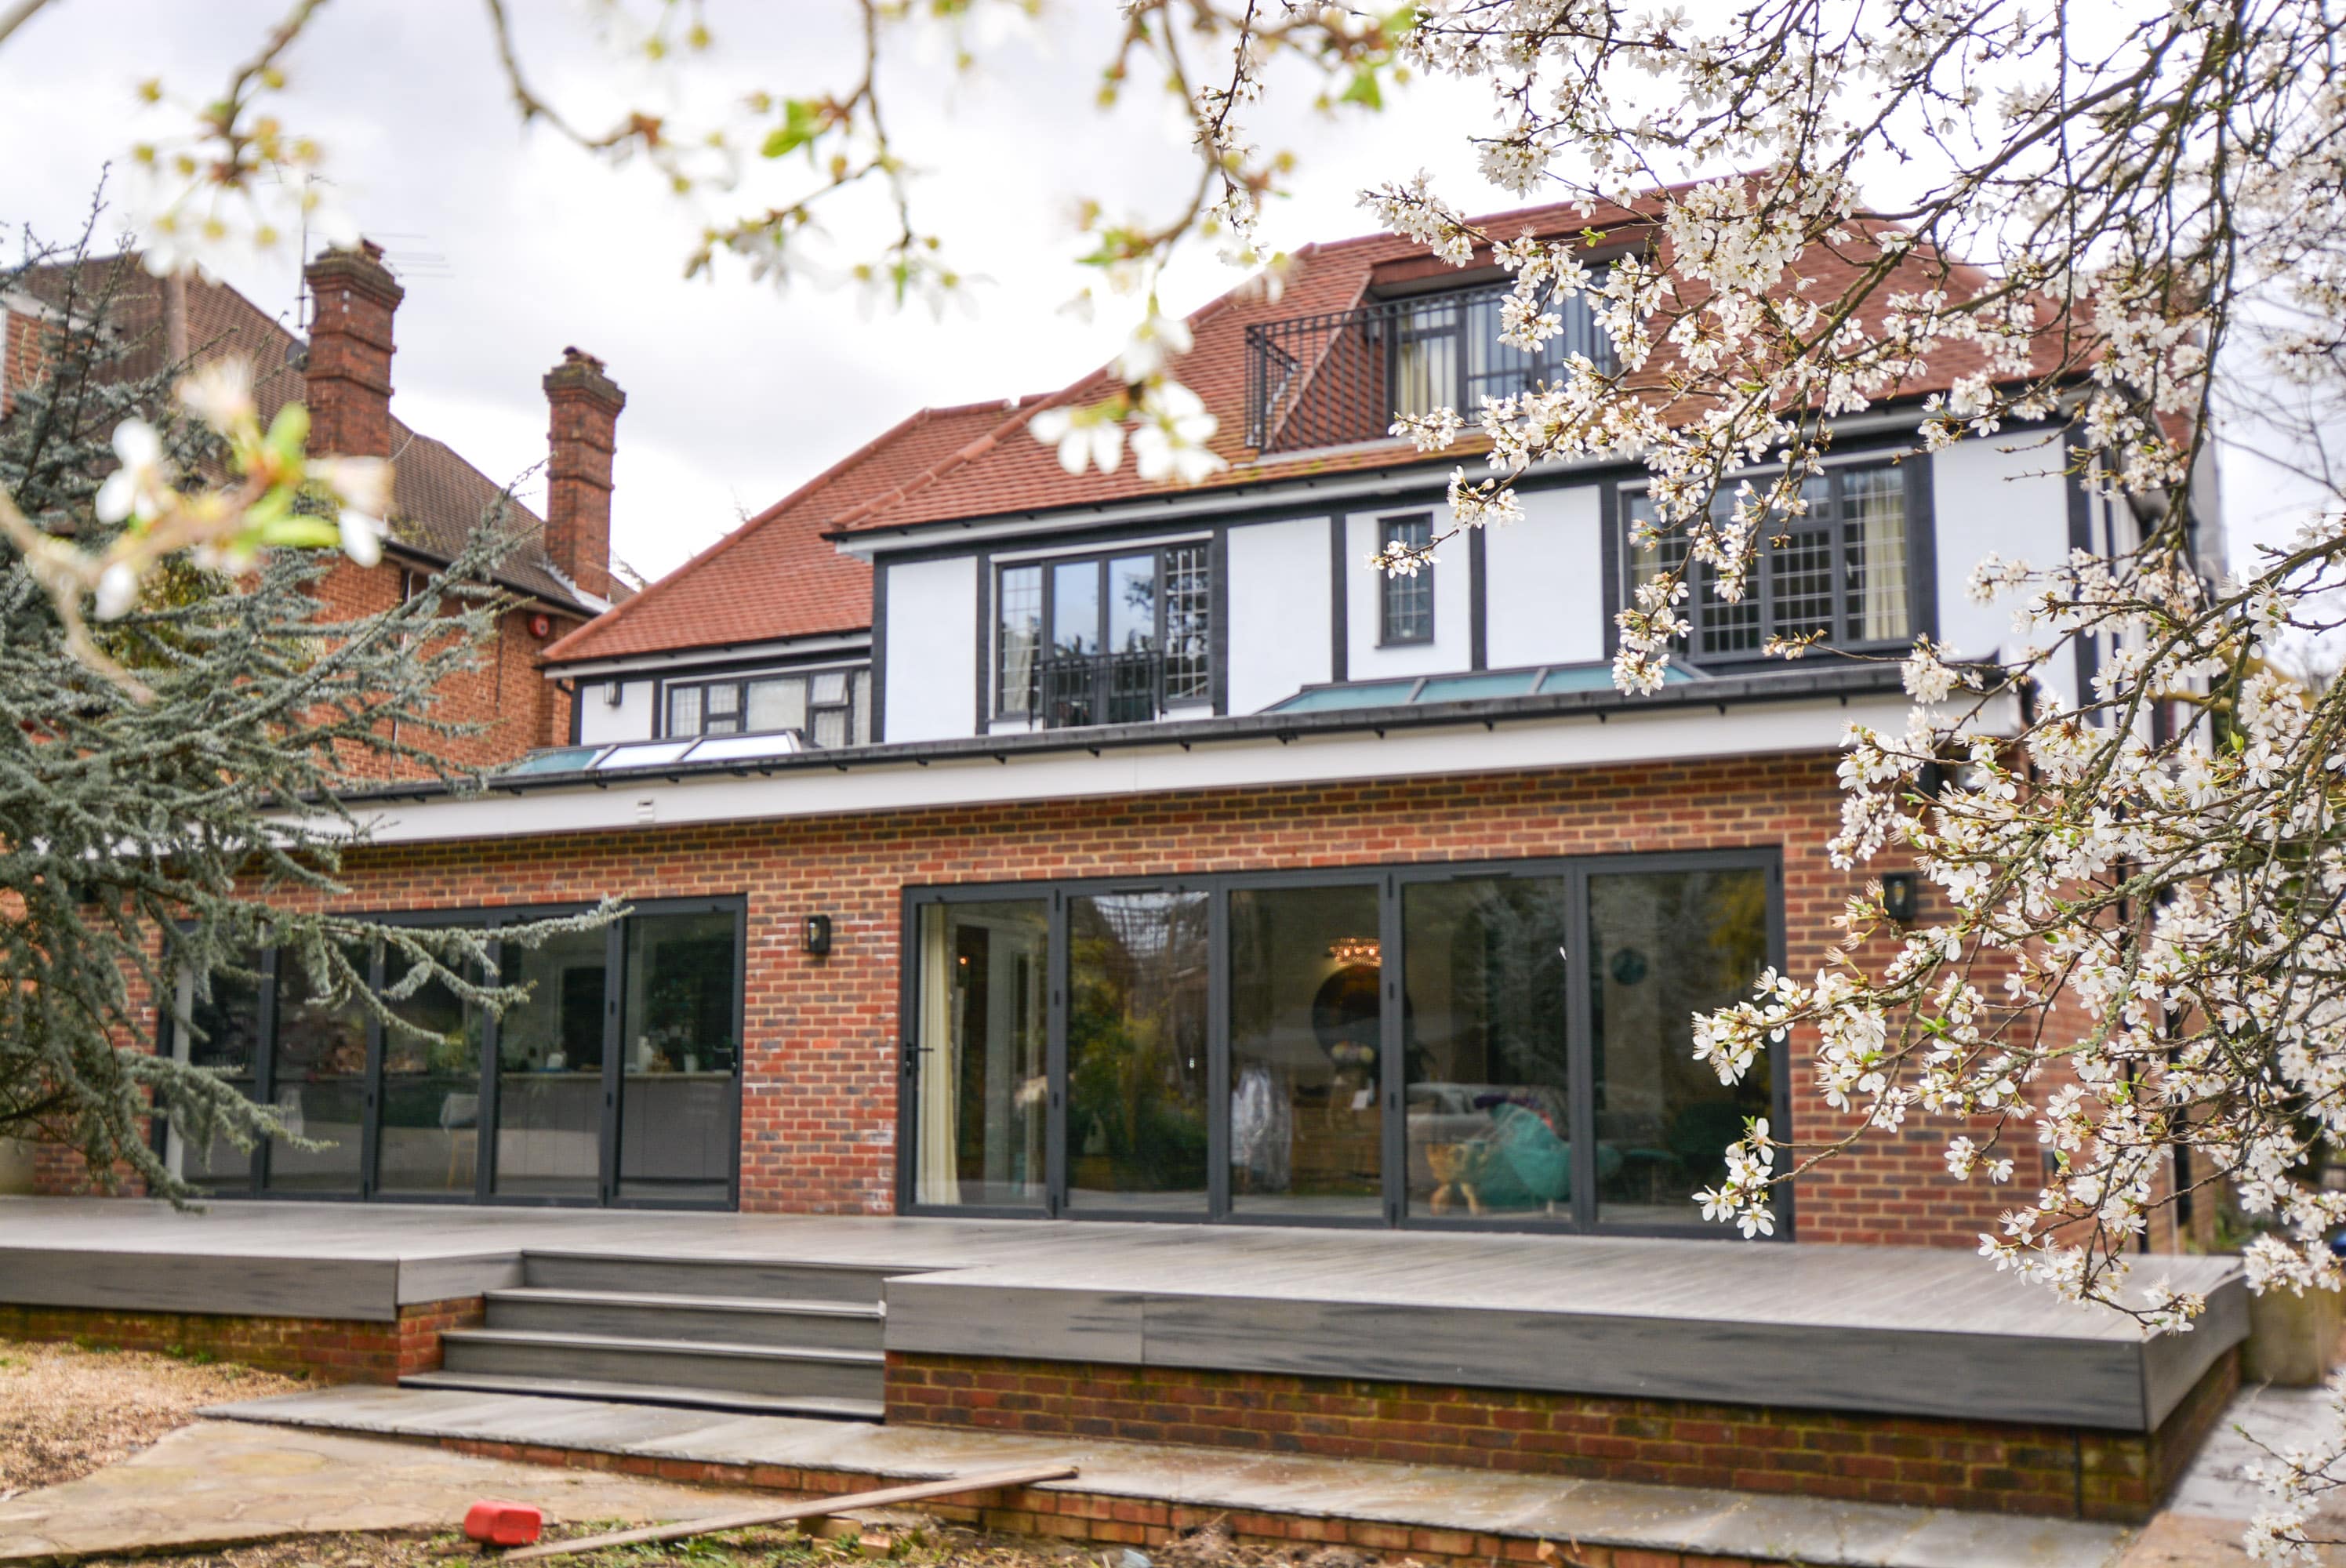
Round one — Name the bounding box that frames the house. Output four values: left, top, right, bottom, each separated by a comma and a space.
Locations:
0, 241, 622, 771
9, 198, 2252, 1529
125, 196, 2196, 1235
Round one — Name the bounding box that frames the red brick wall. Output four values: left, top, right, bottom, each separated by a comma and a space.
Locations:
312, 556, 578, 775
0, 1294, 484, 1384
886, 1347, 2241, 1523
249, 750, 2010, 1244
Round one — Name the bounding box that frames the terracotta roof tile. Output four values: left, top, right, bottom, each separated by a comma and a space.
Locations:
547, 187, 2089, 662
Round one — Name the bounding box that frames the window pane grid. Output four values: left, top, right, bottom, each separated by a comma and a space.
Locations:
1380, 515, 1433, 644
1624, 464, 1909, 661
1164, 544, 1212, 702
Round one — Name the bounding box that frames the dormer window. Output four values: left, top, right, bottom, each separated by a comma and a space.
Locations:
1245, 274, 1612, 453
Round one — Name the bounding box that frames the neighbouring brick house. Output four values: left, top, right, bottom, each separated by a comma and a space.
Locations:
0, 241, 623, 771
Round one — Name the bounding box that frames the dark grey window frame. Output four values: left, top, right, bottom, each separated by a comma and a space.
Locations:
659, 665, 870, 747
991, 540, 1215, 723
896, 847, 1789, 1239
158, 897, 747, 1212
1614, 456, 1937, 668
1377, 513, 1436, 648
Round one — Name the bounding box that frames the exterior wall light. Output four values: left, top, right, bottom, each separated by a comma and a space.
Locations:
803, 913, 833, 956
1880, 872, 1919, 925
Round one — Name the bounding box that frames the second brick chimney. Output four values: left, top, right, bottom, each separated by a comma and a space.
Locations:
542, 347, 624, 601
302, 240, 403, 459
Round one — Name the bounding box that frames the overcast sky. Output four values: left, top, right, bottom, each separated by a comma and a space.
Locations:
0, 2, 2309, 590
2, 2, 1505, 584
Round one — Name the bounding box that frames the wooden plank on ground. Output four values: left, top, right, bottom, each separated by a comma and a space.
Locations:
496, 1464, 1080, 1562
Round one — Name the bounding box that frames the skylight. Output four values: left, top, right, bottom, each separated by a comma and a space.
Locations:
1263, 662, 1698, 714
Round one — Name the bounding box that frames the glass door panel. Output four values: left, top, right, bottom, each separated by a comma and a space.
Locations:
1106, 555, 1157, 654
1066, 890, 1210, 1213
1589, 866, 1773, 1226
263, 946, 371, 1195
168, 957, 265, 1192
912, 900, 1049, 1207
374, 950, 486, 1198
492, 926, 609, 1200
1402, 877, 1576, 1221
1228, 884, 1383, 1220
616, 911, 739, 1203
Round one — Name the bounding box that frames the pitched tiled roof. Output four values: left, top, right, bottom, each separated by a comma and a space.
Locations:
16, 253, 598, 615
540, 398, 1015, 664
547, 187, 2081, 662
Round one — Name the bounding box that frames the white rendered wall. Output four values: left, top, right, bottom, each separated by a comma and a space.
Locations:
1930, 433, 2079, 708
1343, 507, 1471, 680
1226, 517, 1334, 713
576, 679, 656, 743
881, 554, 979, 742
1485, 484, 1606, 670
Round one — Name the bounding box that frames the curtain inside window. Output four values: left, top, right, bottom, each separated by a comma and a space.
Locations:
916, 906, 961, 1206
1848, 470, 1909, 642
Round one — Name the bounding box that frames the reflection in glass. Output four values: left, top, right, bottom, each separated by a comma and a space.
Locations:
169, 958, 264, 1192
495, 926, 608, 1200
1403, 877, 1576, 1221
616, 912, 738, 1203
1107, 555, 1157, 653
1066, 891, 1209, 1211
914, 901, 1048, 1207
1051, 561, 1101, 657
1590, 867, 1772, 1226
1228, 885, 1382, 1219
375, 949, 485, 1197
263, 946, 371, 1193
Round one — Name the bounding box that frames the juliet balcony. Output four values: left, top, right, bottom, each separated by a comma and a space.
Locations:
1244, 278, 1612, 453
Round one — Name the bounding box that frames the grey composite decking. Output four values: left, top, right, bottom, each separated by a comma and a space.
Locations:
0, 1196, 2245, 1433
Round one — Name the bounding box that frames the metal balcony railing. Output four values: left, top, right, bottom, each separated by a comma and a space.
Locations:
1243, 278, 1611, 453
1033, 649, 1167, 730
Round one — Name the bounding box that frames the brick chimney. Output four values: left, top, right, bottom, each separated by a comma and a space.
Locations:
542, 347, 623, 601
302, 240, 403, 459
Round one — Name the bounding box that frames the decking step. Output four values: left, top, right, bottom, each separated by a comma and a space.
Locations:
440, 1327, 885, 1402
398, 1369, 883, 1422
483, 1286, 884, 1351
519, 1250, 901, 1304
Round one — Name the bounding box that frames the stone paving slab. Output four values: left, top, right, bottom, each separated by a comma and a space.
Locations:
0, 1420, 775, 1563
205, 1385, 2134, 1568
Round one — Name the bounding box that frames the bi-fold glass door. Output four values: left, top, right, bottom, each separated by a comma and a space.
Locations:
900, 853, 1786, 1235
161, 898, 746, 1208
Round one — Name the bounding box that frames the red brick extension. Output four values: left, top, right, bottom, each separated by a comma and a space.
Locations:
886, 1348, 2240, 1525
0, 1296, 483, 1384
42, 749, 2041, 1246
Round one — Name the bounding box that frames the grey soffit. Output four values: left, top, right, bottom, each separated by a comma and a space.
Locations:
405, 662, 1909, 800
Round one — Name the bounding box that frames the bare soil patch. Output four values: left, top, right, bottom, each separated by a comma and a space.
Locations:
0, 1336, 303, 1495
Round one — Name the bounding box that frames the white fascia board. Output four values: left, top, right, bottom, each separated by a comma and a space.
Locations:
544, 632, 873, 682
336, 692, 1927, 848
831, 406, 1959, 563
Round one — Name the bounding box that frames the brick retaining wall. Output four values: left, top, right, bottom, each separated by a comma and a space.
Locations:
0, 1295, 484, 1383
885, 1347, 2242, 1523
